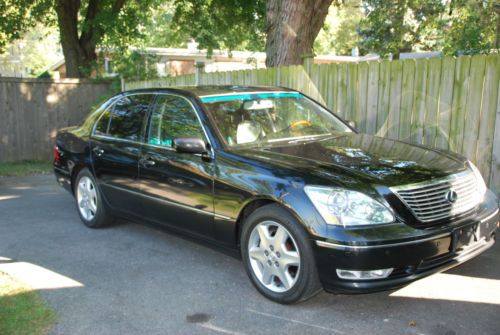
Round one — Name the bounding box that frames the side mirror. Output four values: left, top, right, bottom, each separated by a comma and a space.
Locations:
347, 120, 357, 130
173, 137, 207, 154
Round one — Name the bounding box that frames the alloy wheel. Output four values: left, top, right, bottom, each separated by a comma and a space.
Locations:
247, 220, 301, 293
76, 176, 98, 221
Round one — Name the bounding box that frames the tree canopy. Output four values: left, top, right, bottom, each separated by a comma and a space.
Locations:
358, 0, 446, 58
1, 0, 164, 77
314, 0, 364, 56
358, 0, 499, 58
443, 0, 499, 55
172, 0, 266, 55
1, 0, 498, 78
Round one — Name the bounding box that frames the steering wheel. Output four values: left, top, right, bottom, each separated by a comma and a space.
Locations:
290, 120, 312, 129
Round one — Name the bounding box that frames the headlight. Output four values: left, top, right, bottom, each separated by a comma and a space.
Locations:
304, 186, 394, 226
468, 161, 487, 197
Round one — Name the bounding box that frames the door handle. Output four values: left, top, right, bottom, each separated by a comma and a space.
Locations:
140, 156, 156, 167
93, 146, 104, 156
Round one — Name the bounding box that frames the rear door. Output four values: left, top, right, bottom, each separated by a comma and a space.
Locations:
139, 93, 215, 238
90, 94, 154, 213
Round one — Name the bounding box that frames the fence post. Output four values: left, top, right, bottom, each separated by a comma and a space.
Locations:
301, 53, 315, 75
490, 88, 500, 196
195, 61, 205, 86
301, 53, 315, 97
120, 77, 125, 92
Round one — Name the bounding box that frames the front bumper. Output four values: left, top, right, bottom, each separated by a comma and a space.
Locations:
313, 207, 499, 294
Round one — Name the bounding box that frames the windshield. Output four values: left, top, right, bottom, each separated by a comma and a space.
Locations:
201, 92, 352, 147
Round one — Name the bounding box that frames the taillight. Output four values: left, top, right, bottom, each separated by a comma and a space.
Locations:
54, 145, 61, 163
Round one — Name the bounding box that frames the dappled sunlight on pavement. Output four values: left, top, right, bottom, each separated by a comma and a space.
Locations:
0, 257, 84, 290
390, 272, 500, 305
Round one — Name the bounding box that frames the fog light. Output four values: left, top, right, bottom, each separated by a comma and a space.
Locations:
336, 268, 393, 280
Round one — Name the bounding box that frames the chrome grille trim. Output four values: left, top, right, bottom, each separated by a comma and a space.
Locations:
391, 170, 481, 223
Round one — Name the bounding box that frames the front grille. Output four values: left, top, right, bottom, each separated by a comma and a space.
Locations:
392, 171, 480, 223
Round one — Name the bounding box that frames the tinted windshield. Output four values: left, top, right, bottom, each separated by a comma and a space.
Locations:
201, 92, 351, 147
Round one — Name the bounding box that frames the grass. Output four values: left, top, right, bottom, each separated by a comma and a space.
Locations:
0, 271, 56, 335
0, 161, 52, 177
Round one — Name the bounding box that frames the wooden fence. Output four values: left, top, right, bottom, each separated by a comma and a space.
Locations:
0, 77, 113, 162
125, 54, 500, 194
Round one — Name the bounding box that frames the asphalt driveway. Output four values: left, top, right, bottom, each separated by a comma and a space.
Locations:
0, 174, 499, 335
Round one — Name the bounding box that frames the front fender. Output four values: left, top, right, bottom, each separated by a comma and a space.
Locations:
213, 153, 327, 248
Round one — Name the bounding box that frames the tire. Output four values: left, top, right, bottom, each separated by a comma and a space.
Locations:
74, 168, 114, 228
241, 203, 322, 304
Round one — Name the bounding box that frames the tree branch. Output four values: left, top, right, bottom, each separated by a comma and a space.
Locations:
113, 0, 126, 13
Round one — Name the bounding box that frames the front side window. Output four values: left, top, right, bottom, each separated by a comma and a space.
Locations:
201, 92, 351, 147
148, 94, 205, 148
107, 94, 153, 141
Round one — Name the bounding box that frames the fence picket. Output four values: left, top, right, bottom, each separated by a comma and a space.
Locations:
449, 56, 471, 154
424, 57, 442, 146
436, 57, 455, 150
476, 54, 500, 181
399, 59, 415, 142
462, 55, 487, 162
377, 60, 391, 137
411, 59, 428, 144
366, 61, 379, 135
388, 59, 403, 140
357, 62, 369, 133
0, 78, 113, 162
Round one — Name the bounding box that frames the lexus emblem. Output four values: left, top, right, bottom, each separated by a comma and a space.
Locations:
445, 190, 458, 203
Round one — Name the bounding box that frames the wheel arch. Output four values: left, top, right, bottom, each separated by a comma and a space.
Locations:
70, 163, 89, 195
234, 196, 308, 247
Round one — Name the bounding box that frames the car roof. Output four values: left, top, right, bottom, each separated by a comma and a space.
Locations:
123, 85, 296, 98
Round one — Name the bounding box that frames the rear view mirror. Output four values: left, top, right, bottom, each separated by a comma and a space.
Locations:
243, 99, 274, 110
173, 138, 207, 154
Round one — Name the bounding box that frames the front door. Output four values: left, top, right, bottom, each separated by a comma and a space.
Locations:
90, 94, 153, 214
139, 93, 215, 238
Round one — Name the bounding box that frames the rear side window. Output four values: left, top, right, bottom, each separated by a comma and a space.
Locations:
106, 94, 153, 141
148, 95, 205, 147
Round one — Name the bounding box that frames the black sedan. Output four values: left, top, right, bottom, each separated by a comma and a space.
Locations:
54, 86, 499, 304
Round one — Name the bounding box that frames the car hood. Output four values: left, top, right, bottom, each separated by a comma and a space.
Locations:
231, 133, 469, 187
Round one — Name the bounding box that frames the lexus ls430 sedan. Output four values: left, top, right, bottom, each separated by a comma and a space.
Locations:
54, 86, 499, 304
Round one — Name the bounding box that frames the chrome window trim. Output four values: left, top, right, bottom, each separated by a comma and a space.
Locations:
91, 134, 142, 145
142, 142, 176, 152
315, 232, 451, 250
91, 135, 194, 155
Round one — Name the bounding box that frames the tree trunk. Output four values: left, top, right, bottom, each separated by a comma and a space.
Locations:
55, 0, 87, 78
265, 0, 333, 67
55, 0, 125, 78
